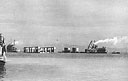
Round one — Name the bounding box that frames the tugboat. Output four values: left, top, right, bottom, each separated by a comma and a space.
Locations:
112, 51, 120, 54
0, 47, 6, 66
0, 33, 6, 67
0, 46, 6, 78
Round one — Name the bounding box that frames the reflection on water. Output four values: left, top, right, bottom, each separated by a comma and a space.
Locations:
0, 66, 6, 79
0, 61, 6, 79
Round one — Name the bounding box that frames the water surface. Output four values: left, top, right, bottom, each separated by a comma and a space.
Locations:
1, 53, 128, 81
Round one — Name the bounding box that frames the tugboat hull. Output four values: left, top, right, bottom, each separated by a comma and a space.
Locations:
0, 60, 5, 66
0, 57, 5, 67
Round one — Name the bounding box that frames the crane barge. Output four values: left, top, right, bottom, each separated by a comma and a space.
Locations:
85, 40, 107, 53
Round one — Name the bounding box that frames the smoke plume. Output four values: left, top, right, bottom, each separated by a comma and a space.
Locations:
94, 36, 128, 45
13, 40, 23, 45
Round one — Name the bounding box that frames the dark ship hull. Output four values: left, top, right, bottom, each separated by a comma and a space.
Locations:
0, 57, 5, 67
0, 60, 5, 66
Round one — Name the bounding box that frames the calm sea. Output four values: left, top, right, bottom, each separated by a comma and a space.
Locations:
0, 53, 128, 81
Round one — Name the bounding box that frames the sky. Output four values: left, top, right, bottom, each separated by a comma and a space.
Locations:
0, 0, 128, 51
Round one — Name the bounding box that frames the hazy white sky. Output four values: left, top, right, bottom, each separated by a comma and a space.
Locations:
0, 0, 128, 49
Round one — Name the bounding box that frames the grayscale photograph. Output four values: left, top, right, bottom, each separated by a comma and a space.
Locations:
0, 0, 128, 81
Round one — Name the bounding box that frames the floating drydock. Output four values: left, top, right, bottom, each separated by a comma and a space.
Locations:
24, 46, 55, 53
62, 47, 79, 53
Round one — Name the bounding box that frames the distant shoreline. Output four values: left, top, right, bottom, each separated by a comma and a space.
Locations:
5, 52, 128, 58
